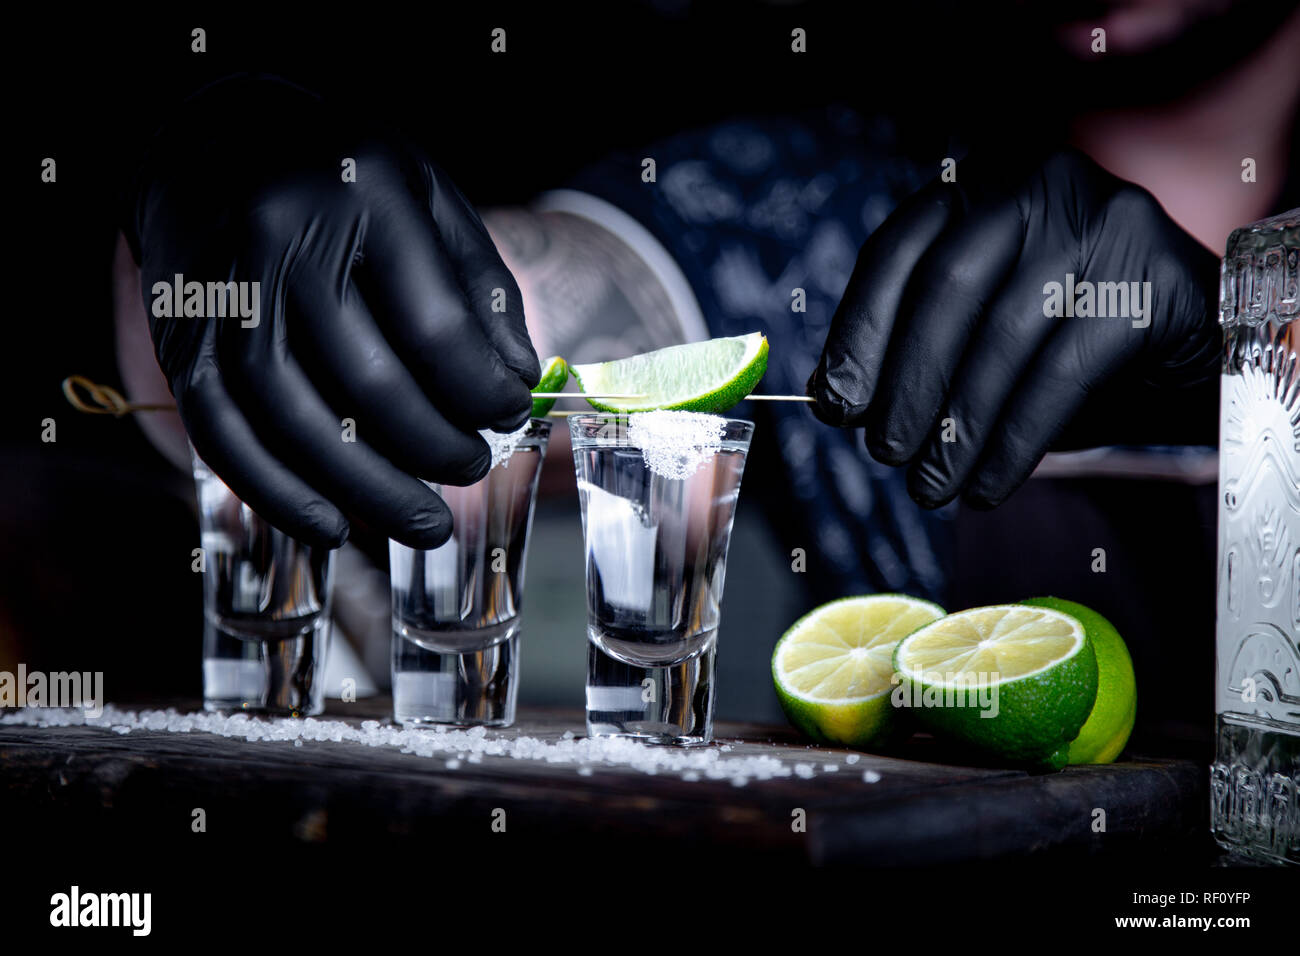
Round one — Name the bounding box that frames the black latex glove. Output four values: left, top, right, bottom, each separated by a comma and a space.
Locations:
808, 147, 1220, 510
125, 75, 539, 549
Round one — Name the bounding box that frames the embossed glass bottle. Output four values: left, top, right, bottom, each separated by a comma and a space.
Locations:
1211, 208, 1300, 864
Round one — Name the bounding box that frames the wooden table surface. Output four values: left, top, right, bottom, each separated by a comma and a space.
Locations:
0, 699, 1207, 866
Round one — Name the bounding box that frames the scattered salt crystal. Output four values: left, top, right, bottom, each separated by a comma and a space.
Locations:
822, 763, 838, 772
627, 411, 725, 480
0, 706, 826, 786
862, 770, 882, 784
478, 422, 530, 469
845, 753, 860, 764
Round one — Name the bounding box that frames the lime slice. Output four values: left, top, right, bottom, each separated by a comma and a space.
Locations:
772, 594, 945, 749
892, 604, 1098, 768
1023, 597, 1135, 764
530, 355, 569, 417
570, 333, 768, 413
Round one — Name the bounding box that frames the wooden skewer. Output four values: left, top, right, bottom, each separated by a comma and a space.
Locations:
538, 392, 814, 402
63, 371, 818, 427
545, 394, 816, 416
531, 392, 646, 399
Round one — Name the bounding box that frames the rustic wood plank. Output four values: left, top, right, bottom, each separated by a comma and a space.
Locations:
0, 700, 1205, 864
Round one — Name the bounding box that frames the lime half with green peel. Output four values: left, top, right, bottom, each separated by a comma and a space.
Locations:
892, 604, 1098, 769
570, 332, 768, 414
772, 594, 946, 749
530, 355, 569, 417
1023, 597, 1136, 764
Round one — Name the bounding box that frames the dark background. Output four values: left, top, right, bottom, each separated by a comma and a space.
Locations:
5, 2, 1300, 932
7, 1, 1297, 748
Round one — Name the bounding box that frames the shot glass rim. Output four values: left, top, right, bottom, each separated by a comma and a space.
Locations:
481, 416, 553, 450
426, 416, 551, 492
566, 411, 753, 453
564, 410, 755, 429
516, 416, 553, 437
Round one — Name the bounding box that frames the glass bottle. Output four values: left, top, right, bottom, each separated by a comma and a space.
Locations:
1211, 208, 1300, 864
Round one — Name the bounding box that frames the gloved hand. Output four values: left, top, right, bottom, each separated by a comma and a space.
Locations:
125, 75, 539, 549
808, 147, 1220, 509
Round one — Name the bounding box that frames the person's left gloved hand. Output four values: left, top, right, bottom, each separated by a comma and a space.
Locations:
808, 147, 1220, 509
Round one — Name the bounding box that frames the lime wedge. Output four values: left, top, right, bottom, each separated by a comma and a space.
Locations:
570, 333, 768, 413
530, 355, 569, 417
892, 604, 1098, 769
772, 594, 945, 749
1023, 597, 1135, 764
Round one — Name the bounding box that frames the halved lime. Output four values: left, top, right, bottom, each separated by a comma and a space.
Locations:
530, 355, 569, 417
892, 604, 1098, 768
772, 594, 946, 749
570, 332, 768, 414
1023, 597, 1135, 764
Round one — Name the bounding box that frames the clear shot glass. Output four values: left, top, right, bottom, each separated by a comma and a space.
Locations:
192, 449, 335, 717
389, 419, 551, 728
569, 412, 754, 745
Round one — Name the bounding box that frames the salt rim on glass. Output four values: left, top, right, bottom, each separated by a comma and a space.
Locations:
478, 421, 532, 469
626, 410, 727, 480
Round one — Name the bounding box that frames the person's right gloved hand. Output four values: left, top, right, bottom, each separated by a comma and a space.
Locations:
125, 75, 540, 549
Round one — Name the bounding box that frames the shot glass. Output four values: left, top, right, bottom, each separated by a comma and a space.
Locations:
389, 419, 551, 727
569, 412, 754, 745
192, 450, 335, 717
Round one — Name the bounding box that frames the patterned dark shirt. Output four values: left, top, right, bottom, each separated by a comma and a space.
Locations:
566, 108, 955, 605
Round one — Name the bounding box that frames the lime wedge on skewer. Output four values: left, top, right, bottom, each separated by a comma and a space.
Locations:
530, 355, 569, 417
772, 594, 946, 749
892, 604, 1098, 769
570, 332, 768, 413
